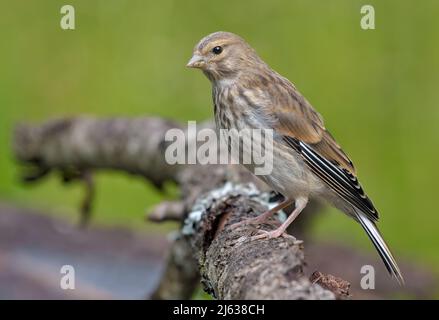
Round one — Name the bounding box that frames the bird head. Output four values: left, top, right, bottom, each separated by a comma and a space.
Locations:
187, 31, 264, 81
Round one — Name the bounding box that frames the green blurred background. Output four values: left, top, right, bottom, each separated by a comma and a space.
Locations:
0, 0, 438, 273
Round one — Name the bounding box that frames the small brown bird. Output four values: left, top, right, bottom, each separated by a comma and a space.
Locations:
187, 31, 403, 283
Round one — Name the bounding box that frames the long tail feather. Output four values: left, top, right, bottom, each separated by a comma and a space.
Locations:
355, 211, 404, 285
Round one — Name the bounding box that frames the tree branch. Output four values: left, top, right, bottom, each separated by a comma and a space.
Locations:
14, 117, 182, 188
183, 182, 336, 299
12, 117, 348, 300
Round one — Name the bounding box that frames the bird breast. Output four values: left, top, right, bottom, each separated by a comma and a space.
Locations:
211, 82, 324, 198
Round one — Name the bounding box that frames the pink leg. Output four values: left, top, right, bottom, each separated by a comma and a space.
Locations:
230, 198, 293, 229
250, 197, 308, 240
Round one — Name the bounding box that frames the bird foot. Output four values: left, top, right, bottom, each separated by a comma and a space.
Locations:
248, 228, 303, 244
229, 216, 279, 230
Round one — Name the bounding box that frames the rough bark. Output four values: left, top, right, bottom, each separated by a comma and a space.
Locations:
183, 182, 335, 299
12, 117, 348, 300
149, 234, 200, 300
14, 117, 181, 188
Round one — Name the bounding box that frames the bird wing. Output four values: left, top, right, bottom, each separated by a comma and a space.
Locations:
268, 81, 379, 221
270, 85, 354, 174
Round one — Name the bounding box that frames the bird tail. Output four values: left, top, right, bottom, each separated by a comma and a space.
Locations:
355, 210, 404, 285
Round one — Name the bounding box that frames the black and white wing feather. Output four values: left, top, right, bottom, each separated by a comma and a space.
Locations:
283, 136, 403, 284
283, 136, 378, 221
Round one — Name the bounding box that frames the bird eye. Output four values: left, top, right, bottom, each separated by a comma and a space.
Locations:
212, 46, 223, 55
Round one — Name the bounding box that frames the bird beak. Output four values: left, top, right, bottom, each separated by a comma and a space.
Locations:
186, 54, 205, 68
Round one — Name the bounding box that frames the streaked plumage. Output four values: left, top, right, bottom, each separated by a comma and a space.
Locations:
187, 31, 403, 284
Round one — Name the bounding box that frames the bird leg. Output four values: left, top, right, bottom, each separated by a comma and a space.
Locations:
230, 198, 293, 229
250, 197, 308, 241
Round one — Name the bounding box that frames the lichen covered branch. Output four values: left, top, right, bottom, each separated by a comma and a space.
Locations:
182, 182, 336, 299
12, 117, 348, 300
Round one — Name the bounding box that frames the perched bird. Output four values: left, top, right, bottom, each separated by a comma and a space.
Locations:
187, 31, 403, 284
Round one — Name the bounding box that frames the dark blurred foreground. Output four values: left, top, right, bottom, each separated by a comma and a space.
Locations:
0, 202, 436, 299
0, 203, 167, 299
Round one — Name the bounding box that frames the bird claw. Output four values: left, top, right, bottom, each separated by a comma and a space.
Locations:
229, 218, 257, 230
248, 229, 302, 245
230, 216, 281, 230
